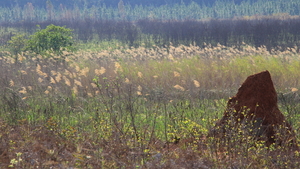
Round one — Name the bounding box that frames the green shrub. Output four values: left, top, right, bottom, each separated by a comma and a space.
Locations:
25, 24, 75, 55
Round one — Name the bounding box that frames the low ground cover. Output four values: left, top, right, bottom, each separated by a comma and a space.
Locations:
0, 44, 299, 168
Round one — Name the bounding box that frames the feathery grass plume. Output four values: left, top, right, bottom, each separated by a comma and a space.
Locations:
174, 71, 180, 77
137, 85, 142, 91
38, 77, 43, 83
19, 87, 27, 94
36, 64, 42, 74
291, 88, 298, 92
36, 64, 48, 78
94, 69, 101, 76
47, 86, 52, 91
72, 72, 77, 78
75, 65, 80, 72
168, 54, 174, 61
87, 92, 93, 97
18, 54, 26, 62
72, 86, 78, 95
63, 76, 71, 86
55, 72, 62, 83
27, 86, 32, 91
65, 69, 73, 78
50, 77, 56, 84
137, 85, 143, 95
51, 70, 57, 76
138, 72, 143, 78
193, 80, 200, 88
44, 90, 50, 94
20, 70, 27, 75
65, 57, 70, 63
9, 80, 14, 87
153, 75, 158, 78
125, 78, 130, 84
74, 79, 83, 87
114, 62, 123, 73
91, 83, 97, 88
173, 84, 185, 91
99, 67, 106, 75
79, 67, 89, 77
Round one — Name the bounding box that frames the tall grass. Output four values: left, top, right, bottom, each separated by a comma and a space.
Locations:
0, 44, 299, 168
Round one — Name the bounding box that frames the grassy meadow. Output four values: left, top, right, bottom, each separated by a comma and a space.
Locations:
0, 43, 300, 168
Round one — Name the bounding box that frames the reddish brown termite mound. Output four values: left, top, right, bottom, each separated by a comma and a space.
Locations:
210, 70, 297, 147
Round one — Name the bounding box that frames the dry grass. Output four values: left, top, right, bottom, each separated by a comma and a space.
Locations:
0, 44, 299, 168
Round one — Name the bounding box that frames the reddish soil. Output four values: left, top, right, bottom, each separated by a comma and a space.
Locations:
211, 70, 297, 147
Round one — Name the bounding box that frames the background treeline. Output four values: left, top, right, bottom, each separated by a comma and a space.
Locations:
0, 0, 299, 22
0, 0, 267, 8
2, 16, 300, 50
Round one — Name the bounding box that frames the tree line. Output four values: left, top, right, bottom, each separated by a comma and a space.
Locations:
2, 15, 300, 50
0, 0, 259, 8
0, 0, 299, 22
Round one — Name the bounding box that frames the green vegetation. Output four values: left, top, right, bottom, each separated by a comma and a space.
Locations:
0, 44, 299, 168
24, 24, 75, 55
0, 0, 300, 167
0, 0, 299, 21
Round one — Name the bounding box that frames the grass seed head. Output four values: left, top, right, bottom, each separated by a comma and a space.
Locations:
63, 76, 71, 86
9, 80, 14, 87
19, 87, 27, 94
174, 71, 180, 77
138, 72, 143, 78
291, 88, 298, 92
193, 80, 200, 88
174, 84, 185, 91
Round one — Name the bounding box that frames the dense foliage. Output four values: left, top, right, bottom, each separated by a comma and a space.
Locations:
0, 0, 299, 22
24, 24, 75, 55
0, 0, 261, 8
2, 15, 300, 50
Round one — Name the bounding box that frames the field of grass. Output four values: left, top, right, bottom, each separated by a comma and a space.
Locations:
0, 43, 299, 168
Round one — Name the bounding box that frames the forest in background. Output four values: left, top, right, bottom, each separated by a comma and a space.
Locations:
0, 0, 299, 22
0, 0, 300, 51
0, 0, 273, 8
